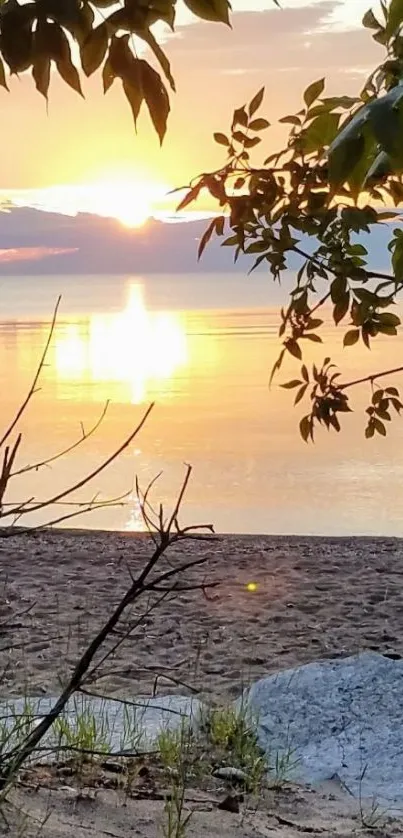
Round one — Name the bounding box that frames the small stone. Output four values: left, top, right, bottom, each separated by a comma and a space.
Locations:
217, 794, 240, 813
213, 767, 249, 785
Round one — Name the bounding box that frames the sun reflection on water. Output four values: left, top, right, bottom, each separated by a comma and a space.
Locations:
54, 284, 188, 403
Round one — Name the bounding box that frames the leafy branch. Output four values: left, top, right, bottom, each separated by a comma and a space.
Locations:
181, 5, 403, 440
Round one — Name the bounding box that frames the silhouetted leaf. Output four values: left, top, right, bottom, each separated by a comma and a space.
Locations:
81, 23, 108, 77
122, 77, 143, 130
280, 380, 302, 390
140, 60, 170, 143
0, 57, 8, 91
374, 418, 387, 436
1, 20, 33, 73
137, 29, 175, 92
214, 132, 229, 146
248, 87, 265, 117
44, 22, 83, 95
176, 182, 203, 211
365, 423, 375, 439
303, 77, 325, 108
32, 52, 51, 98
198, 218, 217, 259
102, 56, 115, 93
183, 0, 231, 25
362, 9, 381, 29
299, 415, 312, 443
249, 118, 270, 131
286, 339, 302, 360
294, 384, 308, 405
343, 329, 359, 347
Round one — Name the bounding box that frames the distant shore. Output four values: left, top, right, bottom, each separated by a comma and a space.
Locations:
1, 529, 402, 701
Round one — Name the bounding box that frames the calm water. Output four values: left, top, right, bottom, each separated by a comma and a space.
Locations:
1, 273, 403, 536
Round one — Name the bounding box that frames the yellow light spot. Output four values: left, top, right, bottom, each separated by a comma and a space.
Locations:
246, 582, 258, 592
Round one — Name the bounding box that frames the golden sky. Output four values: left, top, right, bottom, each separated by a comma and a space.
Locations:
1, 0, 384, 218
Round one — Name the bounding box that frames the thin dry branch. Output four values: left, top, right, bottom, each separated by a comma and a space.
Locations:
0, 404, 154, 522
10, 401, 110, 478
0, 466, 214, 789
0, 297, 61, 449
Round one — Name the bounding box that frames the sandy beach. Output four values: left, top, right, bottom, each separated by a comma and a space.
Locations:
1, 530, 403, 700
2, 529, 403, 836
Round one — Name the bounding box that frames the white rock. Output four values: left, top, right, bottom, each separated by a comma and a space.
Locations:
0, 693, 203, 757
242, 652, 403, 808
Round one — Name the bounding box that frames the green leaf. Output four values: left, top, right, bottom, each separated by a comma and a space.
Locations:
386, 0, 403, 36
301, 112, 340, 153
343, 329, 359, 347
328, 105, 369, 185
303, 78, 325, 108
183, 0, 231, 25
392, 236, 403, 279
248, 87, 265, 117
368, 85, 403, 164
362, 9, 381, 29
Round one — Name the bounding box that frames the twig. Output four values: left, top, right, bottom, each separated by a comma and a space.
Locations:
0, 298, 61, 449
10, 401, 110, 478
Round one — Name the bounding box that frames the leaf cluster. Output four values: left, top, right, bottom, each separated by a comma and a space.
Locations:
180, 29, 403, 441
0, 0, 231, 141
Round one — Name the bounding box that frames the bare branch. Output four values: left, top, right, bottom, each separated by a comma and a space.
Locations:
340, 365, 403, 391
0, 404, 154, 522
0, 297, 61, 449
10, 401, 110, 478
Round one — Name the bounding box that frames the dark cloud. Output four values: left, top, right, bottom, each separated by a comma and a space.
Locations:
0, 205, 394, 276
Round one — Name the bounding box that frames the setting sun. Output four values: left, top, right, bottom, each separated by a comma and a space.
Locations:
6, 175, 172, 228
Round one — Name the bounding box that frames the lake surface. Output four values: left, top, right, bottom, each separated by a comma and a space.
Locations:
1, 272, 403, 536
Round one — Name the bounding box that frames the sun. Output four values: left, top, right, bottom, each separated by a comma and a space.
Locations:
7, 174, 171, 228
81, 177, 158, 228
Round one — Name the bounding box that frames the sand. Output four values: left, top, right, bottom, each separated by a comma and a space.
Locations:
1, 529, 403, 836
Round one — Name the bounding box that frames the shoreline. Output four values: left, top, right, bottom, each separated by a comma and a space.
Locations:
3, 525, 403, 541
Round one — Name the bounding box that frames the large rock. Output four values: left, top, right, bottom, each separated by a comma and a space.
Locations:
242, 652, 403, 807
0, 693, 203, 757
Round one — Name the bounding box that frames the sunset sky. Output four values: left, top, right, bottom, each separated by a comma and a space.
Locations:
1, 0, 383, 222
